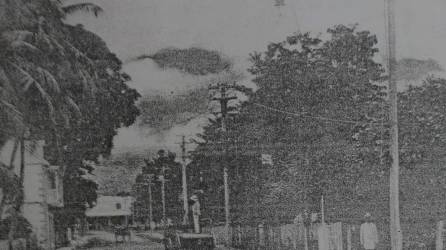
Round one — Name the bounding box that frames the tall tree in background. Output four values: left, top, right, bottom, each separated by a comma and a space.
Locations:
190, 24, 388, 224
133, 150, 183, 223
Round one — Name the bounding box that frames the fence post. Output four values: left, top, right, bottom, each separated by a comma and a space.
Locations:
347, 225, 352, 250
304, 226, 309, 250
436, 220, 444, 250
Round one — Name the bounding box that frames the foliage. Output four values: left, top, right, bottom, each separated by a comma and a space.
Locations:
0, 0, 140, 240
0, 215, 32, 240
133, 150, 183, 223
396, 58, 443, 81
138, 87, 209, 131
190, 24, 388, 223
398, 77, 446, 166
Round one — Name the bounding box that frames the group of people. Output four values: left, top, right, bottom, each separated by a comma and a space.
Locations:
318, 212, 380, 250
182, 194, 381, 250
188, 194, 201, 233
360, 213, 379, 250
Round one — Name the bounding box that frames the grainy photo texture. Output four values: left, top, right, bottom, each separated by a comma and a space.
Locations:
1, 1, 446, 250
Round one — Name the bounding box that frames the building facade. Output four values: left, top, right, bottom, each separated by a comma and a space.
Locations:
0, 140, 64, 250
86, 196, 134, 230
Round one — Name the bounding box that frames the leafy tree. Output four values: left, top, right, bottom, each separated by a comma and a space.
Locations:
190, 25, 388, 224
133, 150, 183, 223
0, 0, 140, 243
398, 77, 446, 166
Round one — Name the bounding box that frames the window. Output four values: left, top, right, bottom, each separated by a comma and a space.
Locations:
48, 171, 56, 189
116, 203, 121, 210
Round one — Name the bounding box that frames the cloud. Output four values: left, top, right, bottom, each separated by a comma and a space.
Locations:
137, 86, 209, 132
136, 47, 232, 76
397, 58, 443, 81
65, 0, 446, 154
396, 58, 445, 91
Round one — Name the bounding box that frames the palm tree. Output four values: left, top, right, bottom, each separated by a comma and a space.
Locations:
0, 0, 104, 156
0, 0, 105, 244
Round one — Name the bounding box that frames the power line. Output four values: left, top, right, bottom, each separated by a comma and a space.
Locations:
251, 102, 381, 125
250, 102, 445, 129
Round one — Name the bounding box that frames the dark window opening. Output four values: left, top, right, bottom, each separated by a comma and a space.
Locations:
48, 171, 56, 189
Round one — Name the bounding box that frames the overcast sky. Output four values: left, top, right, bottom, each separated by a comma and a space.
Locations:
67, 0, 446, 154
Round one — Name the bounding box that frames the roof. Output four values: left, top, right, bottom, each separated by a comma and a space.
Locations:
86, 196, 134, 217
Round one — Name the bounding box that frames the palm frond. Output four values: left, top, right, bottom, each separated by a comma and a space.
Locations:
0, 66, 17, 96
7, 62, 39, 92
10, 41, 40, 53
0, 99, 23, 119
36, 67, 61, 94
36, 26, 65, 56
65, 96, 81, 116
7, 63, 57, 125
28, 80, 57, 125
2, 30, 33, 43
59, 39, 95, 67
62, 3, 103, 17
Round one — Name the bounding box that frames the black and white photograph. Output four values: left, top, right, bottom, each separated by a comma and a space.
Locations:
1, 0, 446, 249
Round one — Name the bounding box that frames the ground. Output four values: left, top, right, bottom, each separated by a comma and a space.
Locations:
67, 230, 233, 250
85, 241, 164, 250
62, 230, 164, 250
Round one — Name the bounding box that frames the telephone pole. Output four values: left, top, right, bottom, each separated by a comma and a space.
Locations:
180, 135, 189, 225
161, 164, 167, 227
143, 159, 154, 230
385, 0, 402, 249
147, 175, 153, 229
210, 83, 237, 245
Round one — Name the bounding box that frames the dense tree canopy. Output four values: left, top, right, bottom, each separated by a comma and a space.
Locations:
0, 0, 140, 241
133, 150, 183, 223
189, 26, 446, 246
190, 25, 388, 223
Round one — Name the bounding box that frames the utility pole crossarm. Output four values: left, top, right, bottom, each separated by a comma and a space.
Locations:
209, 82, 240, 246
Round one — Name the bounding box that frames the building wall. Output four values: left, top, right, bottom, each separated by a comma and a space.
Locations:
0, 140, 59, 250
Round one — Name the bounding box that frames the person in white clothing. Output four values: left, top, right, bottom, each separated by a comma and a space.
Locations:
190, 195, 201, 233
360, 213, 379, 250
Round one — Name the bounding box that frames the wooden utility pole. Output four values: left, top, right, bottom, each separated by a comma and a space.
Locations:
143, 159, 155, 230
210, 83, 237, 245
180, 135, 189, 225
385, 0, 402, 249
321, 195, 325, 224
161, 165, 167, 227
147, 174, 153, 230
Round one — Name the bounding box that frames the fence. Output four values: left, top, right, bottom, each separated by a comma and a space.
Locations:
206, 222, 373, 250
206, 222, 347, 250
0, 239, 29, 250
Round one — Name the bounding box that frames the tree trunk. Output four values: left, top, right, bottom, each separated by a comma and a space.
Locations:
19, 138, 25, 185
9, 139, 19, 170
0, 189, 5, 219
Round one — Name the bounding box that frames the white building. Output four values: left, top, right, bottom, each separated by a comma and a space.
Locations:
0, 140, 64, 250
86, 195, 134, 230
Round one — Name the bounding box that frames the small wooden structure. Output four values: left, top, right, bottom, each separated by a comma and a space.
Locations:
114, 225, 131, 242
86, 196, 134, 230
163, 226, 215, 250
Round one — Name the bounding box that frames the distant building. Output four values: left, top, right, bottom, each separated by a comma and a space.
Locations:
0, 140, 64, 250
86, 196, 134, 230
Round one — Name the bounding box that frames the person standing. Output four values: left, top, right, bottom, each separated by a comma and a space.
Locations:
190, 195, 201, 233
360, 213, 379, 250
